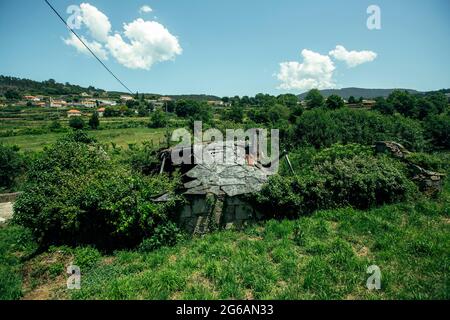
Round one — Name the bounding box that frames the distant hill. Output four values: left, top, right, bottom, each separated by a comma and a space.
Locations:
298, 87, 420, 100
0, 75, 106, 96
0, 75, 221, 101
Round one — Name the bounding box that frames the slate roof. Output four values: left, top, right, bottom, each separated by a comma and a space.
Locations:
161, 142, 277, 197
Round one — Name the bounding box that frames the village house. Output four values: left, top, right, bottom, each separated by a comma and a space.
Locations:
24, 95, 41, 102
81, 99, 96, 108
361, 99, 376, 107
97, 99, 117, 107
67, 109, 81, 117
49, 97, 68, 108
158, 96, 172, 102
207, 100, 225, 106
120, 95, 134, 102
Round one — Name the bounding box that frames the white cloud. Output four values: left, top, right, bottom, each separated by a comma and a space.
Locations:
329, 45, 377, 68
106, 18, 182, 70
276, 49, 335, 90
79, 3, 111, 43
62, 3, 181, 70
63, 33, 109, 60
139, 5, 153, 14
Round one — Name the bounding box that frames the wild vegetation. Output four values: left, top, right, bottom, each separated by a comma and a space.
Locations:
0, 85, 449, 300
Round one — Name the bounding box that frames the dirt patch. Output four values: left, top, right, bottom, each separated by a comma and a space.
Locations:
21, 251, 73, 300
244, 289, 254, 300
101, 257, 115, 265
357, 246, 369, 257
22, 275, 68, 300
168, 255, 177, 264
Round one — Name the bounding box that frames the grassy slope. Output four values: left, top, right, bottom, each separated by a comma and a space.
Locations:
0, 127, 165, 151
2, 183, 448, 300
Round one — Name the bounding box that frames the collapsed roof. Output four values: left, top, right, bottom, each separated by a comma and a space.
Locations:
158, 142, 283, 197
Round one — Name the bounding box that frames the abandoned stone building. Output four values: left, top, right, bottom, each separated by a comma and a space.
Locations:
154, 140, 285, 234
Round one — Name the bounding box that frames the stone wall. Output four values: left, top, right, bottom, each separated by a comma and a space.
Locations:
0, 192, 21, 203
177, 194, 262, 235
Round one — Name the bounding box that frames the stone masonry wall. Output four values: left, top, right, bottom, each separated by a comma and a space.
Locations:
177, 194, 262, 235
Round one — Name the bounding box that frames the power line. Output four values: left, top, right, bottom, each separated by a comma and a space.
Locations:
43, 0, 134, 94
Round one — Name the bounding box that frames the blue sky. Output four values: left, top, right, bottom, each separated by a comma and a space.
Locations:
0, 0, 449, 96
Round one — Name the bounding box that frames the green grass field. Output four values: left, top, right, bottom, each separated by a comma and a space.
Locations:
0, 127, 165, 151
1, 182, 448, 300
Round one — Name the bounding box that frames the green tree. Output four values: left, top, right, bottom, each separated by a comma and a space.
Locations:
225, 104, 244, 123
425, 92, 448, 114
4, 89, 20, 100
415, 97, 436, 120
424, 114, 450, 149
304, 89, 324, 108
277, 94, 299, 109
88, 111, 100, 129
69, 117, 85, 130
138, 104, 150, 117
348, 96, 357, 104
387, 90, 417, 118
175, 100, 212, 124
325, 95, 345, 110
373, 97, 395, 115
149, 109, 168, 128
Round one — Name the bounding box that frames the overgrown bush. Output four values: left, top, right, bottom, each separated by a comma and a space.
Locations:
148, 109, 168, 128
255, 151, 416, 218
74, 246, 101, 269
0, 144, 23, 191
138, 222, 185, 252
126, 141, 161, 175
405, 152, 450, 173
13, 133, 182, 249
311, 143, 372, 164
69, 116, 85, 130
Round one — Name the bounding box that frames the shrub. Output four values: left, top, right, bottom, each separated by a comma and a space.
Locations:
138, 222, 185, 252
126, 141, 161, 175
405, 152, 450, 173
148, 109, 168, 128
48, 120, 62, 132
69, 116, 85, 129
13, 134, 182, 249
0, 144, 23, 191
312, 143, 372, 164
74, 247, 101, 269
88, 111, 100, 129
255, 153, 416, 218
